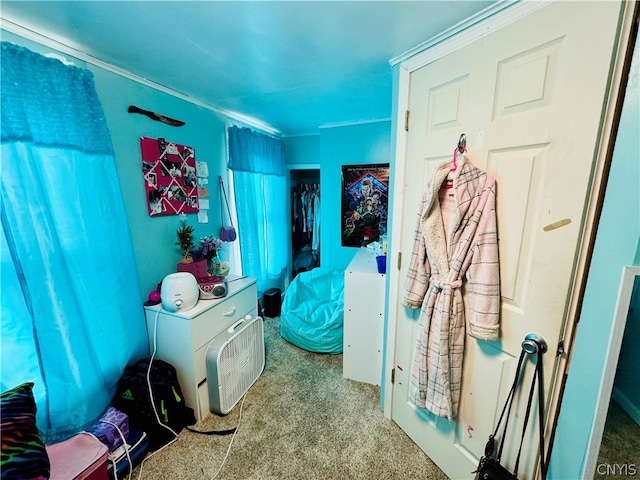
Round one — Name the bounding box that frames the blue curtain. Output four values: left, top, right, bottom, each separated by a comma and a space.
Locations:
0, 42, 147, 443
228, 126, 287, 297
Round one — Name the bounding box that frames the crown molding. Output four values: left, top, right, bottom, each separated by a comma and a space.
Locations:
318, 117, 391, 130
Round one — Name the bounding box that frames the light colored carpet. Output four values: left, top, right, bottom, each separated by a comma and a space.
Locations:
596, 399, 640, 470
131, 316, 448, 480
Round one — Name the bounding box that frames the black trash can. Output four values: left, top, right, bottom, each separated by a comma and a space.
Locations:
263, 288, 282, 318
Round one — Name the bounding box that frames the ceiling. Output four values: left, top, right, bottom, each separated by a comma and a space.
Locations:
1, 1, 503, 136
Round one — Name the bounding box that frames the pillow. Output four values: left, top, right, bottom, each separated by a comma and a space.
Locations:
1, 382, 50, 480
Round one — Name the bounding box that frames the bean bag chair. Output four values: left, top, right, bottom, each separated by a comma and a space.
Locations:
280, 267, 344, 354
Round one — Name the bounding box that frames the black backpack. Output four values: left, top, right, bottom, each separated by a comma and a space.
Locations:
112, 358, 196, 451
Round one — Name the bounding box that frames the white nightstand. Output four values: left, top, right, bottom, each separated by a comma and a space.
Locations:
144, 275, 258, 421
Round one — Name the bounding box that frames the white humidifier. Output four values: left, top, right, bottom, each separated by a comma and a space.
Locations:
161, 272, 199, 312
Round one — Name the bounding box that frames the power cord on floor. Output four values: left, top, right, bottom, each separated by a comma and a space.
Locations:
186, 424, 237, 436
136, 305, 252, 480
136, 308, 180, 480
210, 390, 248, 480
99, 419, 133, 480
148, 309, 180, 438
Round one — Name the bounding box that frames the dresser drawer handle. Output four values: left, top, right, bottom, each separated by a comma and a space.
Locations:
223, 306, 236, 316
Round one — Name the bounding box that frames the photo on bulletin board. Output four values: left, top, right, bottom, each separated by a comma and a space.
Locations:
341, 163, 389, 247
140, 137, 199, 216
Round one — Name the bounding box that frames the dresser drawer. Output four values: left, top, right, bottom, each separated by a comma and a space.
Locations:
190, 284, 257, 352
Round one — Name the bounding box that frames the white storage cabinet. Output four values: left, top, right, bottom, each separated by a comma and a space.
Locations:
343, 248, 385, 385
144, 276, 258, 421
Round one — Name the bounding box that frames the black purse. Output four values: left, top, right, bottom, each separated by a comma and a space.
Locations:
476, 458, 517, 480
474, 337, 548, 480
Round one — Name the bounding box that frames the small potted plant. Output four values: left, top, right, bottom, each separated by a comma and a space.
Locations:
176, 224, 195, 264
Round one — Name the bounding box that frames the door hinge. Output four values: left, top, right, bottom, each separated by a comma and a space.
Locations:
556, 340, 566, 357
404, 110, 410, 131
391, 368, 395, 384
397, 252, 402, 271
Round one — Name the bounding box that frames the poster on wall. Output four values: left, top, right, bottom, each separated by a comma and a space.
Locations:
140, 136, 199, 216
341, 163, 390, 247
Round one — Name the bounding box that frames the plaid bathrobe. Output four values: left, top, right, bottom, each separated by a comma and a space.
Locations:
402, 154, 500, 419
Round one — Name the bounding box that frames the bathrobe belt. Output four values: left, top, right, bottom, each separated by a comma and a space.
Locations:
430, 275, 463, 419
430, 276, 463, 292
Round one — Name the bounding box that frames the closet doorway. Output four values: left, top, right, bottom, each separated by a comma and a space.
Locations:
288, 165, 320, 281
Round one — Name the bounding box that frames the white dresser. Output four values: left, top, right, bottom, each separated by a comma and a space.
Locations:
343, 248, 385, 385
144, 275, 258, 421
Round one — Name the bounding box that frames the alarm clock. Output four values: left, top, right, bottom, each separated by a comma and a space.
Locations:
198, 276, 228, 299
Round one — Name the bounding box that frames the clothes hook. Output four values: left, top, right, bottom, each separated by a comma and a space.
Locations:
451, 133, 466, 172
457, 133, 467, 153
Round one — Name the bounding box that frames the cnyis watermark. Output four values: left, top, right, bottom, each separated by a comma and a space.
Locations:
597, 463, 637, 477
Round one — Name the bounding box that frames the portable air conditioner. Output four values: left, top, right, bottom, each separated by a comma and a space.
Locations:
206, 315, 265, 414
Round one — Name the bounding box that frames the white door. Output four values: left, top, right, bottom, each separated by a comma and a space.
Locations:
390, 2, 625, 479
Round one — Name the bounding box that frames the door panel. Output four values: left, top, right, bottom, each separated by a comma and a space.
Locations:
391, 2, 623, 479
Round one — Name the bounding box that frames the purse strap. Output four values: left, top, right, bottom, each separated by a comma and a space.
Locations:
512, 370, 537, 474
485, 342, 547, 480
219, 176, 233, 227
536, 348, 547, 480
511, 346, 546, 479
494, 349, 526, 462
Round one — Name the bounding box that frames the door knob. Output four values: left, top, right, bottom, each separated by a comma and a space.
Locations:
522, 333, 547, 355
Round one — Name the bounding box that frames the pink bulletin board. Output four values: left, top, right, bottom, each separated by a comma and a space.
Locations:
140, 137, 199, 216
